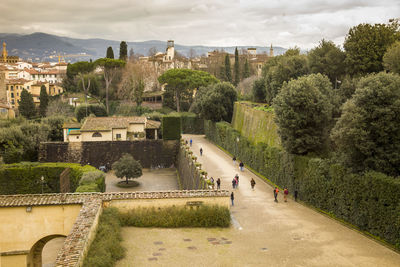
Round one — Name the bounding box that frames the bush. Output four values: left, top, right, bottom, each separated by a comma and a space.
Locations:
118, 205, 230, 228
78, 171, 106, 192
0, 162, 98, 194
162, 116, 181, 140
75, 104, 107, 122
204, 120, 400, 248
83, 208, 125, 267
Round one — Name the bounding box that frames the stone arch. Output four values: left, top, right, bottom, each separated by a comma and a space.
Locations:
92, 132, 102, 137
27, 234, 66, 267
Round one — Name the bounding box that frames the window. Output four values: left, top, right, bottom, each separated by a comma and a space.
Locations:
17, 93, 19, 96
116, 133, 121, 139
92, 132, 102, 138
11, 93, 14, 98
10, 86, 13, 91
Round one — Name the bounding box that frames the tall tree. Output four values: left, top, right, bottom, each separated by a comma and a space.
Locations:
112, 154, 143, 184
39, 85, 49, 117
383, 41, 400, 74
243, 58, 250, 79
308, 39, 346, 83
331, 72, 400, 176
68, 61, 94, 115
224, 54, 232, 83
18, 89, 36, 119
158, 69, 219, 112
344, 22, 399, 75
273, 74, 333, 155
95, 58, 126, 114
119, 41, 128, 61
234, 47, 240, 85
106, 46, 114, 59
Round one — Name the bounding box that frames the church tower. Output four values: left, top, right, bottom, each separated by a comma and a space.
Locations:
269, 44, 274, 57
2, 42, 8, 62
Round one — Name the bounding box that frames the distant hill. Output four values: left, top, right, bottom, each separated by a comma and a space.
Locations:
0, 32, 287, 63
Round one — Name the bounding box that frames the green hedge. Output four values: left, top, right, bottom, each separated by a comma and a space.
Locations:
204, 120, 400, 248
83, 208, 125, 267
162, 116, 181, 140
75, 171, 106, 192
169, 112, 204, 134
118, 205, 230, 228
0, 162, 99, 194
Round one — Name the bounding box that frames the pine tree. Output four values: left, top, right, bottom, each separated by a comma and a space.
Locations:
243, 58, 250, 79
225, 54, 232, 83
106, 46, 114, 59
39, 85, 49, 117
234, 47, 240, 85
119, 41, 128, 61
18, 89, 36, 119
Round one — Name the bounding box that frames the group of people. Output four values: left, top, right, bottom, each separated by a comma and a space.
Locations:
273, 187, 289, 202
232, 156, 244, 172
209, 177, 221, 189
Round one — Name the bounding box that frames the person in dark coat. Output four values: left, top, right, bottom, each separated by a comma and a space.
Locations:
200, 147, 203, 156
232, 178, 236, 189
231, 192, 234, 206
239, 161, 244, 171
216, 178, 221, 189
250, 178, 256, 190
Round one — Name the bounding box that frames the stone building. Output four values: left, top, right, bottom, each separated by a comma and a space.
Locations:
0, 42, 19, 63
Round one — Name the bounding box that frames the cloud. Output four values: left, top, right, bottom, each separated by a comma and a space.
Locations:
0, 0, 398, 49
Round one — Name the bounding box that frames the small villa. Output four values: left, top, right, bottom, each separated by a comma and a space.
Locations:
63, 116, 161, 142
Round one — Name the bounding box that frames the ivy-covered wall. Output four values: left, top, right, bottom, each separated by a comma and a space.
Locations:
204, 120, 400, 248
231, 102, 281, 148
0, 162, 98, 195
177, 141, 207, 190
162, 116, 181, 140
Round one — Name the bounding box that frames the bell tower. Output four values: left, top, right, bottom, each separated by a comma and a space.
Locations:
269, 44, 274, 57
2, 42, 8, 62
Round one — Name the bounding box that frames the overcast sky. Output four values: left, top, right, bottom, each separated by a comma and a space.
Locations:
0, 0, 399, 49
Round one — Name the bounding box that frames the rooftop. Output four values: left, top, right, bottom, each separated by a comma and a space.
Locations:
80, 116, 147, 132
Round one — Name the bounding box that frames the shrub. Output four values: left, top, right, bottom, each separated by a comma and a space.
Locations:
75, 104, 107, 122
118, 205, 230, 228
83, 208, 125, 267
168, 112, 204, 134
162, 116, 181, 140
78, 171, 106, 192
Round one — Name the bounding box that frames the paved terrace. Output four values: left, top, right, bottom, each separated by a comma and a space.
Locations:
0, 190, 229, 267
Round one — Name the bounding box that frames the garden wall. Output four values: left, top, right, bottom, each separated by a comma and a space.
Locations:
204, 120, 400, 248
231, 102, 281, 147
40, 140, 179, 169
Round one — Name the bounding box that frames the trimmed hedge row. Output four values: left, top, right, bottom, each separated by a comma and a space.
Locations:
204, 120, 400, 248
169, 112, 205, 134
162, 116, 181, 140
0, 162, 100, 194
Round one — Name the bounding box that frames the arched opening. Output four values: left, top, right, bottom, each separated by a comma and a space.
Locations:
92, 132, 102, 138
27, 234, 66, 267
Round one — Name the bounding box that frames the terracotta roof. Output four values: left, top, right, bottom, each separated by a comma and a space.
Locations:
69, 130, 81, 135
63, 122, 81, 129
146, 120, 161, 129
80, 116, 146, 132
5, 78, 31, 85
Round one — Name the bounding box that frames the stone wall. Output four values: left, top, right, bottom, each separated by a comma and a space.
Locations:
177, 142, 208, 190
40, 140, 179, 168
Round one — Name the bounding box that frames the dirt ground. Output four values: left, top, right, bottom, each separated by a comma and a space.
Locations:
116, 134, 400, 267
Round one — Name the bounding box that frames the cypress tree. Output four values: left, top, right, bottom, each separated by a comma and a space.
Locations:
106, 46, 114, 59
234, 47, 240, 85
225, 54, 232, 83
119, 41, 128, 61
243, 58, 250, 79
39, 85, 49, 117
18, 89, 36, 119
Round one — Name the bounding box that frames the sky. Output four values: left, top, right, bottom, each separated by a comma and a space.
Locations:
0, 0, 399, 49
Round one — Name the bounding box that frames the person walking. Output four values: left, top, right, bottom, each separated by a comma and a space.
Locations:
232, 155, 236, 165
239, 161, 244, 171
231, 192, 234, 206
232, 178, 236, 189
200, 147, 203, 156
216, 178, 221, 190
284, 187, 289, 202
190, 139, 192, 147
274, 187, 279, 202
294, 190, 298, 202
250, 178, 256, 190
234, 174, 239, 187
210, 177, 215, 189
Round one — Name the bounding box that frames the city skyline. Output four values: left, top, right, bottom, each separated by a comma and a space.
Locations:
0, 0, 399, 49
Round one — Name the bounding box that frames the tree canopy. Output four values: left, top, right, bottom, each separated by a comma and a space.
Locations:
158, 69, 218, 112
39, 85, 49, 117
18, 89, 36, 119
383, 41, 400, 74
234, 47, 240, 85
106, 46, 114, 59
331, 72, 400, 176
344, 22, 399, 75
190, 82, 237, 122
112, 154, 143, 184
273, 73, 333, 155
119, 41, 128, 61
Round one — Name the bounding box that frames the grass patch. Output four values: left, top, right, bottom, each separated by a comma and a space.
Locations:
83, 208, 125, 267
116, 180, 140, 188
119, 205, 230, 228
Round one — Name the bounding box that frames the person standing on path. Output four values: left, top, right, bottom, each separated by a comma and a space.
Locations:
216, 178, 221, 189
190, 139, 192, 147
232, 178, 236, 189
239, 161, 244, 171
235, 174, 239, 187
233, 155, 236, 165
251, 178, 256, 190
231, 192, 234, 206
274, 187, 279, 202
294, 190, 298, 201
200, 147, 203, 156
284, 187, 289, 202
